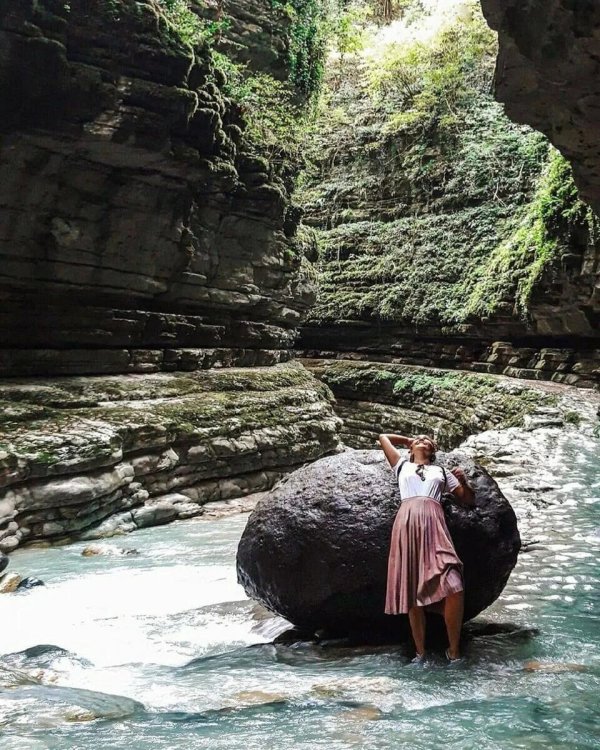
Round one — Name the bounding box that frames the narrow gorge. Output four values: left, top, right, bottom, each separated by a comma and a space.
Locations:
1, 0, 597, 553
0, 0, 343, 551
1, 1, 599, 748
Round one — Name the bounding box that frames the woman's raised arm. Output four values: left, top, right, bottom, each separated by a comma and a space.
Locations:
378, 434, 413, 469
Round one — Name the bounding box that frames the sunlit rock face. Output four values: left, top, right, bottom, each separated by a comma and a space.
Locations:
0, 0, 314, 377
480, 0, 600, 218
298, 2, 599, 389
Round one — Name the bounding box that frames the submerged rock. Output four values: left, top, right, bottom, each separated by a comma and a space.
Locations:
17, 577, 45, 591
81, 545, 139, 558
237, 449, 520, 637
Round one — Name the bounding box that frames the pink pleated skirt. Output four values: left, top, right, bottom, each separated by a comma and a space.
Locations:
385, 496, 464, 614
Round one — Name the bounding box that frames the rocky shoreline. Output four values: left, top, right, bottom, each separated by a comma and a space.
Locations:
0, 362, 341, 552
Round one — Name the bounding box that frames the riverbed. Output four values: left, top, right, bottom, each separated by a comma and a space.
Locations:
1, 394, 599, 750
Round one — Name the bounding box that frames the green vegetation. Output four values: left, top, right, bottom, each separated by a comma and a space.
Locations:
271, 0, 328, 96
298, 0, 597, 328
563, 410, 582, 426
369, 6, 495, 136
156, 0, 228, 46
151, 0, 328, 156
466, 150, 598, 316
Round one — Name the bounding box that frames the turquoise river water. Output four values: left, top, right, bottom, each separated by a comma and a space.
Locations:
1, 392, 599, 749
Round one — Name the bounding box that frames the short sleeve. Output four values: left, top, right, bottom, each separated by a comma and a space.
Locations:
445, 469, 460, 492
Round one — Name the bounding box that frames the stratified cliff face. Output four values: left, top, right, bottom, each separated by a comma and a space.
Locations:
298, 2, 599, 389
480, 0, 600, 218
0, 0, 342, 550
0, 362, 340, 552
0, 0, 313, 377
196, 0, 292, 80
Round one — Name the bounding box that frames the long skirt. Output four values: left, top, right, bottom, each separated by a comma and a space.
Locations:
385, 496, 464, 615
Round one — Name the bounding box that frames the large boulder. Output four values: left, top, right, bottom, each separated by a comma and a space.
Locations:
237, 450, 520, 637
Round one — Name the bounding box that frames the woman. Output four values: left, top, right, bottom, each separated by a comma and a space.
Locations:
379, 433, 474, 662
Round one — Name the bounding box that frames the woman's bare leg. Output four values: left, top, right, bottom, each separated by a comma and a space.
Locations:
408, 606, 426, 656
444, 591, 464, 659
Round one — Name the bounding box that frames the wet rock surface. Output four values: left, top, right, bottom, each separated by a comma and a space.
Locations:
301, 359, 560, 450
237, 449, 520, 637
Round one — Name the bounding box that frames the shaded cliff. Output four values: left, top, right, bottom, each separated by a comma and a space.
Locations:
480, 0, 600, 218
0, 0, 343, 550
297, 1, 599, 388
0, 0, 315, 377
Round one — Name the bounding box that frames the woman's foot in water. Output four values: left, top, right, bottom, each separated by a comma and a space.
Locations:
410, 652, 426, 665
445, 648, 464, 664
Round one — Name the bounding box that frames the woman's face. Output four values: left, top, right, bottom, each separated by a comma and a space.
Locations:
413, 436, 435, 457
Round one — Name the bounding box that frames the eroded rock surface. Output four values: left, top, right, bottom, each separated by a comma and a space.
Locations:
481, 0, 600, 217
0, 0, 314, 377
0, 362, 341, 551
302, 358, 563, 449
237, 449, 520, 636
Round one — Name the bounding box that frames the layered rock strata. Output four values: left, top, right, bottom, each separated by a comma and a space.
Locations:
302, 358, 561, 450
480, 0, 600, 217
298, 4, 599, 389
237, 449, 520, 637
0, 0, 313, 377
195, 0, 292, 81
0, 362, 342, 552
299, 339, 599, 390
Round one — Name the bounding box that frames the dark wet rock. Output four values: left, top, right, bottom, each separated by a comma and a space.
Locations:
0, 552, 8, 574
481, 0, 600, 217
0, 0, 317, 378
237, 449, 520, 638
16, 577, 45, 591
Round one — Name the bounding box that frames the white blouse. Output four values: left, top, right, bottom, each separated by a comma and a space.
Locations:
393, 456, 459, 502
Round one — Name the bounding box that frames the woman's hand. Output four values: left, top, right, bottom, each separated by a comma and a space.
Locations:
378, 434, 412, 469
451, 467, 468, 485
450, 467, 475, 506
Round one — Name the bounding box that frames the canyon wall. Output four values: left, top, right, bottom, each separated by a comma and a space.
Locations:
480, 0, 600, 218
0, 0, 313, 377
0, 0, 341, 550
297, 2, 599, 389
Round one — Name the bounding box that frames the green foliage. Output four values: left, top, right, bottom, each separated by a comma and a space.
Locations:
466, 150, 596, 317
563, 411, 582, 426
271, 0, 330, 96
369, 5, 496, 137
213, 55, 308, 157
298, 0, 597, 329
330, 1, 373, 58
156, 0, 228, 46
